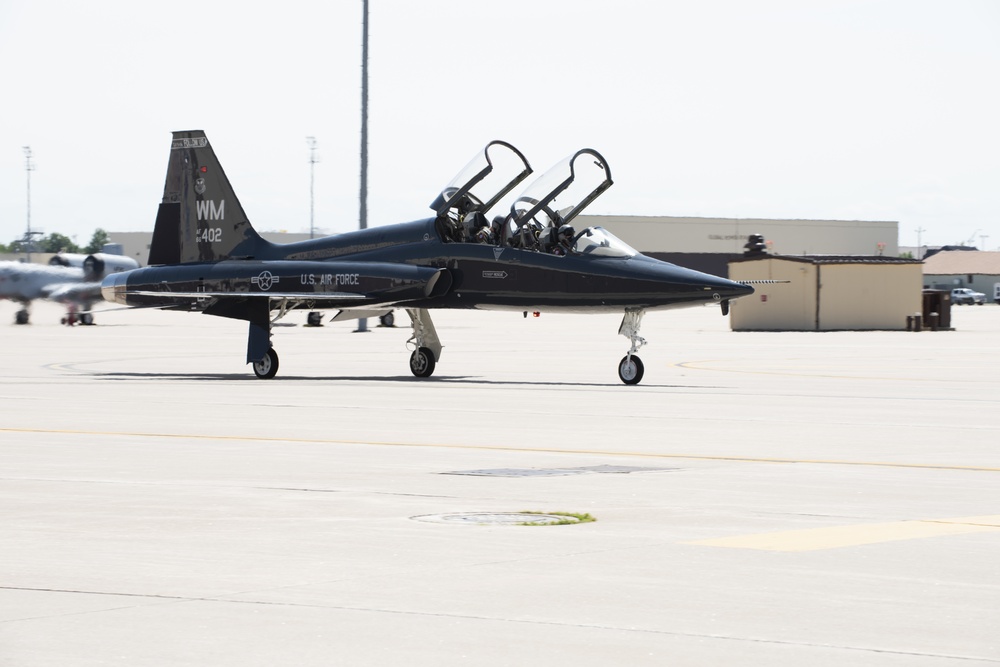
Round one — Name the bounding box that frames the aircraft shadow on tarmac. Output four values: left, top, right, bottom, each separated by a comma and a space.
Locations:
87, 370, 709, 389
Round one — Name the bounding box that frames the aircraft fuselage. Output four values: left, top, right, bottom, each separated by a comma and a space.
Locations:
107, 218, 750, 314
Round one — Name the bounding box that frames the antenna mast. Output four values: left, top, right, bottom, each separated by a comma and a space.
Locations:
23, 146, 36, 262
307, 137, 319, 239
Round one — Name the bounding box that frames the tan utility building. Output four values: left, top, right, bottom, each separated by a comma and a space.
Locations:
728, 255, 923, 331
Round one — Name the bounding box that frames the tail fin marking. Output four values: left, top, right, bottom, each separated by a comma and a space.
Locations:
147, 130, 266, 266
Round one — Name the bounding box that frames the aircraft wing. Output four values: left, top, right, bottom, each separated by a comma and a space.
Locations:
104, 262, 452, 312
42, 281, 103, 304
125, 290, 368, 301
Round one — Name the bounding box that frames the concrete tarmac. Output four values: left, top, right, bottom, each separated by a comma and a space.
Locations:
2, 300, 998, 666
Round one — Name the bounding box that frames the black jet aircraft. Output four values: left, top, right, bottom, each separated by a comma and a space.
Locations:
102, 130, 754, 384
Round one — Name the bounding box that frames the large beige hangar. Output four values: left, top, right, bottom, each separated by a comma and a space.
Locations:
93, 216, 897, 273
728, 254, 923, 331
578, 215, 898, 276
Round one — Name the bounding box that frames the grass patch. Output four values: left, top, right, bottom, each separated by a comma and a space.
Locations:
518, 511, 596, 526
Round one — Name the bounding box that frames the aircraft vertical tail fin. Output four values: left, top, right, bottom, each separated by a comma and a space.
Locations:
148, 130, 266, 265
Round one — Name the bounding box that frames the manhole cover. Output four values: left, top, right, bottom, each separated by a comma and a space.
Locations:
413, 512, 585, 526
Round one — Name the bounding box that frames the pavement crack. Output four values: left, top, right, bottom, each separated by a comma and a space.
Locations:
2, 585, 995, 663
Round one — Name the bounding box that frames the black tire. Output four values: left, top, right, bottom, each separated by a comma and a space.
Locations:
15, 310, 29, 325
618, 355, 644, 385
379, 312, 395, 327
252, 348, 279, 379
80, 313, 94, 326
409, 347, 436, 378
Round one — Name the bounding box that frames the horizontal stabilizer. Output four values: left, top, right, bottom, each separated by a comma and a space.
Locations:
330, 309, 393, 321
43, 282, 102, 303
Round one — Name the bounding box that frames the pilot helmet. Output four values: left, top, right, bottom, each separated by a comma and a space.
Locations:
558, 224, 575, 241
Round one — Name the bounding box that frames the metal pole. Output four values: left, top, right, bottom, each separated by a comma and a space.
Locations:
305, 137, 323, 326
359, 0, 368, 233
355, 0, 370, 333
307, 137, 319, 239
23, 146, 35, 263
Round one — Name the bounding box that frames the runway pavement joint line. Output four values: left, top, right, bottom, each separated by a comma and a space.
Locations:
2, 427, 1000, 473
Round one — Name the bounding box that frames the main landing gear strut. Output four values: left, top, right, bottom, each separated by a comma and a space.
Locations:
247, 299, 292, 379
406, 308, 442, 378
617, 309, 647, 385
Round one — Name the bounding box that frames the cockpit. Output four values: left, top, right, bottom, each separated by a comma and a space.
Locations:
431, 140, 532, 245
432, 142, 632, 258
569, 226, 637, 258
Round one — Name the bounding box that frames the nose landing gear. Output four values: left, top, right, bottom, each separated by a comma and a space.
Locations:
617, 309, 647, 385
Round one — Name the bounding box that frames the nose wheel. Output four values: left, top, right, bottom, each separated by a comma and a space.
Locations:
618, 355, 644, 385
617, 310, 647, 385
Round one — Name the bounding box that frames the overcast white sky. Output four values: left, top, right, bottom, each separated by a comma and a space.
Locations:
1, 0, 998, 251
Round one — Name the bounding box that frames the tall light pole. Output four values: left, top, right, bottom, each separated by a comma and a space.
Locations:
359, 0, 369, 233
356, 0, 370, 333
23, 146, 36, 263
307, 136, 319, 239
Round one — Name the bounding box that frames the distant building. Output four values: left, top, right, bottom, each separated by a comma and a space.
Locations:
923, 250, 1000, 297
105, 216, 897, 273
104, 230, 315, 267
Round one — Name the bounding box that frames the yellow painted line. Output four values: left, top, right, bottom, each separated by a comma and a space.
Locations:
687, 515, 1000, 552
1, 427, 1000, 473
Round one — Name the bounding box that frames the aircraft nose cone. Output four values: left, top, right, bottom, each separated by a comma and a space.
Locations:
700, 274, 754, 301
101, 272, 128, 304
726, 279, 755, 299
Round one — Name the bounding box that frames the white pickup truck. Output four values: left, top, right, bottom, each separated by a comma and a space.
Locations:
952, 287, 987, 305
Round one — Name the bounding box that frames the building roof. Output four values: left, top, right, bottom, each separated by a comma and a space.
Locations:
921, 250, 1000, 275
731, 254, 920, 265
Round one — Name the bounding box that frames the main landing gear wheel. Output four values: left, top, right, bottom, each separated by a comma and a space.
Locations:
409, 346, 436, 378
618, 355, 644, 385
252, 348, 279, 379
